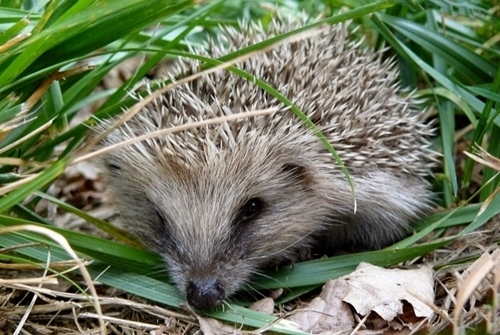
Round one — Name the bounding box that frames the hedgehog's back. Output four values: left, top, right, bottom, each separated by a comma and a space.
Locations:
118, 17, 436, 177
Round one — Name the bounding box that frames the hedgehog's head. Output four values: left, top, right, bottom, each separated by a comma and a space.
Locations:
102, 132, 334, 309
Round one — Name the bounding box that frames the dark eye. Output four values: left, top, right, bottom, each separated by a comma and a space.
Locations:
239, 198, 264, 223
153, 207, 175, 243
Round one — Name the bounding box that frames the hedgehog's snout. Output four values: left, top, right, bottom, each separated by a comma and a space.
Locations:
186, 278, 225, 310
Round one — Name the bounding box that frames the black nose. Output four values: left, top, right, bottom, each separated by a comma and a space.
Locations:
186, 278, 225, 310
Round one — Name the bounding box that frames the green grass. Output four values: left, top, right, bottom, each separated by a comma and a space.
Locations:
0, 0, 499, 333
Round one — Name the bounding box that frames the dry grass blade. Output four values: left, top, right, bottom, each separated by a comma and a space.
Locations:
78, 313, 164, 331
23, 66, 95, 114
0, 31, 31, 53
74, 107, 278, 164
452, 249, 500, 335
0, 66, 93, 140
13, 246, 52, 335
0, 225, 106, 335
0, 157, 46, 168
0, 277, 58, 285
464, 146, 500, 172
0, 118, 55, 155
0, 173, 40, 196
2, 282, 198, 334
463, 146, 500, 216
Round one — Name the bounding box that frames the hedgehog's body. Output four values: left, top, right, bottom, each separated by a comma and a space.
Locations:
102, 18, 436, 310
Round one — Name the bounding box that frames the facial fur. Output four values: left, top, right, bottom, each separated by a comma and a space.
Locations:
104, 133, 336, 300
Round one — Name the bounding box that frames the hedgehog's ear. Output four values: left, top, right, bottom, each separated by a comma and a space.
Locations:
281, 163, 308, 182
102, 157, 122, 172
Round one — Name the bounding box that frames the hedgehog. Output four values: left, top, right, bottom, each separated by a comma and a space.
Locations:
101, 16, 437, 310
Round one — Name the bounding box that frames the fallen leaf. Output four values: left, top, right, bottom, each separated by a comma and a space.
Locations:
197, 315, 244, 335
249, 297, 274, 314
287, 279, 354, 334
341, 262, 434, 321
